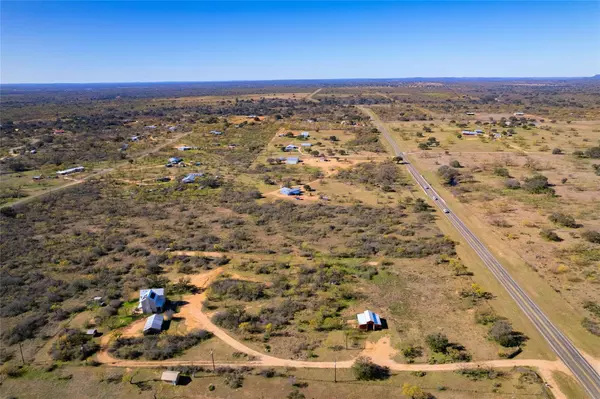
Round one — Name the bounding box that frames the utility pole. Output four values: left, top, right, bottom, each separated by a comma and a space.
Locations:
334, 358, 338, 383
210, 349, 215, 372
18, 343, 25, 365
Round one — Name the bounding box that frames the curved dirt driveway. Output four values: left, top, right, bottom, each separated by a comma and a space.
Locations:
97, 268, 572, 399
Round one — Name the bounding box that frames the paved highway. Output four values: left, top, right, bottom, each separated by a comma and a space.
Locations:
361, 107, 600, 399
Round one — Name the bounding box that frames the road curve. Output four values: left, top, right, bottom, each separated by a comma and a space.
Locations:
359, 106, 600, 399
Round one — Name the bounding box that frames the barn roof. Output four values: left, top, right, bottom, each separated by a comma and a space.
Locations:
144, 314, 164, 332
356, 310, 382, 326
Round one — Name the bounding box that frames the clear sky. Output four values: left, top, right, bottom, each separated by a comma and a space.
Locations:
1, 1, 599, 83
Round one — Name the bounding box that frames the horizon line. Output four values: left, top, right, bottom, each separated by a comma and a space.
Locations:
1, 75, 598, 86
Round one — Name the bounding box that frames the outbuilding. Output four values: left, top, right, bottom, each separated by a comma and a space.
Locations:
161, 370, 180, 385
356, 310, 382, 331
301, 143, 312, 148
56, 166, 85, 176
86, 329, 98, 337
300, 131, 310, 138
286, 157, 299, 165
143, 314, 164, 335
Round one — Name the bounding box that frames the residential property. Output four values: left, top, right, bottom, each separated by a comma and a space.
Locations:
514, 112, 525, 116
86, 329, 98, 337
176, 145, 193, 151
280, 187, 302, 196
300, 131, 310, 138
168, 157, 183, 164
466, 112, 475, 116
356, 310, 383, 331
210, 130, 223, 135
181, 173, 204, 183
301, 143, 312, 148
145, 125, 157, 129
161, 370, 181, 385
461, 130, 481, 136
53, 129, 65, 134
143, 313, 164, 335
284, 144, 298, 152
286, 157, 299, 165
474, 129, 484, 134
138, 288, 166, 313
130, 136, 140, 142
56, 166, 85, 176
168, 126, 177, 132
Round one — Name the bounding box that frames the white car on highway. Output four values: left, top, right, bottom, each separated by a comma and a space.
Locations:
443, 208, 450, 213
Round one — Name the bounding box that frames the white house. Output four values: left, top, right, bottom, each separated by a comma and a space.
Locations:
57, 166, 85, 176
138, 288, 166, 314
284, 144, 298, 152
300, 131, 310, 138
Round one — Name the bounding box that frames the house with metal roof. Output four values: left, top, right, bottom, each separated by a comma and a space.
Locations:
356, 310, 382, 331
280, 187, 302, 196
161, 370, 180, 385
143, 314, 164, 335
181, 173, 204, 183
301, 143, 312, 147
300, 131, 310, 138
56, 166, 85, 176
168, 157, 183, 164
210, 130, 223, 135
286, 157, 299, 165
138, 288, 166, 314
177, 145, 193, 151
284, 144, 298, 152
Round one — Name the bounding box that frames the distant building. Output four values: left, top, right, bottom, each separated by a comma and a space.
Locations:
86, 329, 98, 337
176, 146, 193, 151
466, 112, 475, 116
168, 157, 183, 164
286, 157, 299, 165
474, 129, 484, 134
210, 130, 223, 135
514, 112, 525, 116
301, 143, 312, 147
461, 130, 480, 136
181, 173, 204, 183
56, 166, 84, 176
357, 310, 382, 331
300, 131, 310, 138
145, 125, 157, 129
168, 126, 177, 132
284, 144, 298, 152
130, 136, 140, 142
280, 187, 301, 196
53, 129, 65, 134
143, 314, 164, 335
161, 370, 180, 385
138, 288, 166, 314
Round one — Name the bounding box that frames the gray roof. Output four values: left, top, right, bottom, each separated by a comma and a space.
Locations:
144, 314, 164, 332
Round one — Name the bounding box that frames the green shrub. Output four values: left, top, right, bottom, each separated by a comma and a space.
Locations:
494, 167, 510, 177
585, 146, 600, 159
548, 212, 578, 228
540, 229, 561, 242
488, 320, 527, 347
504, 178, 520, 189
50, 329, 100, 361
351, 356, 390, 380
582, 230, 600, 244
582, 318, 600, 336
425, 333, 450, 353
522, 174, 553, 194
449, 160, 462, 168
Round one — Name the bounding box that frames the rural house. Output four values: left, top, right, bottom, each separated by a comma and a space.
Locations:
284, 144, 298, 152
143, 313, 164, 335
300, 131, 310, 138
161, 370, 180, 385
356, 310, 383, 331
210, 130, 223, 135
138, 288, 166, 313
286, 157, 299, 165
168, 157, 183, 164
176, 145, 192, 151
56, 166, 85, 176
301, 143, 312, 148
181, 173, 204, 183
280, 187, 301, 196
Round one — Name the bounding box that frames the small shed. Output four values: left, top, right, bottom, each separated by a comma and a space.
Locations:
210, 130, 223, 135
280, 187, 301, 196
144, 314, 164, 335
86, 329, 98, 336
177, 146, 192, 151
301, 143, 312, 147
356, 310, 382, 331
168, 157, 183, 164
284, 144, 298, 152
181, 173, 204, 183
300, 131, 310, 138
286, 157, 299, 165
161, 370, 180, 385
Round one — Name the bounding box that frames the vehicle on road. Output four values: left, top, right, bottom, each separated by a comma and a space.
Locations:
443, 208, 449, 213
433, 196, 438, 200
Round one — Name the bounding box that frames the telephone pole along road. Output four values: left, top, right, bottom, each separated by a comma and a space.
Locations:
359, 106, 600, 399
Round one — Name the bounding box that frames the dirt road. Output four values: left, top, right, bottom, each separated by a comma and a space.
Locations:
95, 268, 572, 398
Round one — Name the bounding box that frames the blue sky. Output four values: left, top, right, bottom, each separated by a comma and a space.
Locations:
1, 1, 599, 83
